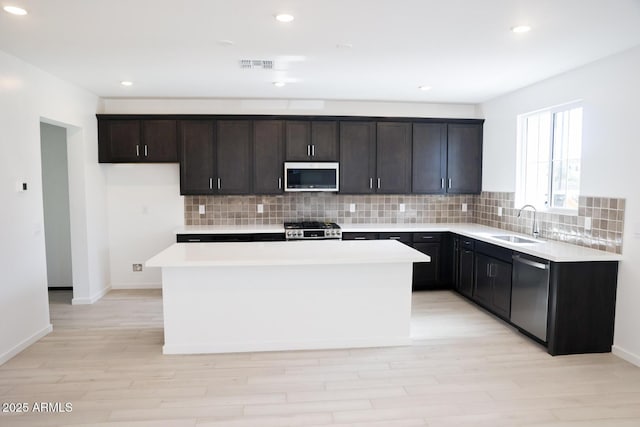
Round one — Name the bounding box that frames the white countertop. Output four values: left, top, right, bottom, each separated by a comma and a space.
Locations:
146, 239, 430, 268
175, 223, 622, 263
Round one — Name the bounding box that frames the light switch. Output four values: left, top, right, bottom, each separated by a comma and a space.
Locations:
198, 204, 205, 215
498, 207, 503, 217
399, 203, 405, 212
257, 204, 264, 214
349, 203, 356, 213
462, 203, 468, 212
584, 217, 592, 231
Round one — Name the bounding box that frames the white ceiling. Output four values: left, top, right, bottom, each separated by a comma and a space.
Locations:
2, 0, 640, 103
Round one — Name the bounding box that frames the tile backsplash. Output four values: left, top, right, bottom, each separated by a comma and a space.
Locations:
474, 192, 624, 254
184, 192, 625, 254
185, 194, 475, 225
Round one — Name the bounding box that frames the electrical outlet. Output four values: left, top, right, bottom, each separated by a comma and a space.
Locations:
462, 203, 468, 212
199, 204, 205, 215
349, 203, 356, 213
132, 264, 143, 272
399, 203, 405, 212
584, 217, 592, 231
498, 207, 503, 217
257, 204, 264, 214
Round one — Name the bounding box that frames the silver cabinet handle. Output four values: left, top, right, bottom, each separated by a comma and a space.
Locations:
354, 237, 366, 240
388, 236, 401, 240
369, 178, 373, 189
448, 178, 452, 189
311, 145, 315, 156
209, 178, 213, 190
136, 145, 140, 157
486, 264, 490, 276
307, 145, 311, 157
441, 178, 445, 189
144, 145, 148, 157
278, 178, 282, 189
217, 178, 221, 189
377, 178, 381, 189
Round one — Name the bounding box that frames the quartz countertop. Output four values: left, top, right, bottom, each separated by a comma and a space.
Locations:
175, 223, 622, 263
146, 239, 429, 268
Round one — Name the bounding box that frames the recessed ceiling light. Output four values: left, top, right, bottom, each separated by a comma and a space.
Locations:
418, 85, 432, 91
273, 81, 286, 87
275, 13, 294, 23
3, 6, 28, 15
120, 81, 133, 87
511, 25, 531, 33
218, 39, 235, 46
336, 43, 353, 49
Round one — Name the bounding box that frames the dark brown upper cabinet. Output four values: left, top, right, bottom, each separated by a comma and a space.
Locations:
340, 121, 411, 194
447, 123, 482, 194
216, 120, 252, 195
285, 120, 338, 161
376, 122, 412, 194
412, 122, 482, 194
412, 123, 447, 193
179, 120, 216, 195
253, 120, 285, 194
98, 118, 178, 163
339, 121, 376, 194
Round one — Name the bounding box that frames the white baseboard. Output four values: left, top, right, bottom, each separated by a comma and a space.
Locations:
72, 285, 111, 305
110, 282, 161, 290
0, 324, 53, 365
612, 345, 640, 367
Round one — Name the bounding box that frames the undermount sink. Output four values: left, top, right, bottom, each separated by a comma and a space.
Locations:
491, 234, 541, 244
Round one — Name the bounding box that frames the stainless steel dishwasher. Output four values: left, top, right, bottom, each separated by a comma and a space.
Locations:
511, 254, 550, 342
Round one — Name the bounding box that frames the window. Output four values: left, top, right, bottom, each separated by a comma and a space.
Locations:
516, 103, 583, 211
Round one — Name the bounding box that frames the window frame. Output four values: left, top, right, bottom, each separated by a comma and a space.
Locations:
516, 101, 583, 214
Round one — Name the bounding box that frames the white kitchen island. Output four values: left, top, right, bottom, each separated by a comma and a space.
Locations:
146, 240, 429, 355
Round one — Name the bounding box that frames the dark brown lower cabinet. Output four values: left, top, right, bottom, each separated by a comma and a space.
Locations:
458, 241, 475, 298
474, 252, 512, 320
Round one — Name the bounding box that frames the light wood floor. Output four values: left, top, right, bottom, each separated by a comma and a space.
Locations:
1, 289, 640, 426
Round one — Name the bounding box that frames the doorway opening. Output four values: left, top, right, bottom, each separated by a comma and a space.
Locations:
40, 122, 73, 304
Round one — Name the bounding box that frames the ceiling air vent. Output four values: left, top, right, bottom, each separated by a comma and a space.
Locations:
240, 59, 274, 70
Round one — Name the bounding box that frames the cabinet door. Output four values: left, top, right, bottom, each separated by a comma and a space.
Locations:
179, 120, 215, 195
459, 248, 474, 298
142, 120, 178, 162
253, 120, 284, 194
339, 121, 376, 194
447, 123, 482, 194
376, 122, 412, 193
474, 253, 493, 308
412, 123, 446, 194
285, 121, 311, 160
492, 259, 512, 319
452, 236, 461, 291
216, 120, 252, 194
412, 242, 441, 290
310, 121, 339, 160
98, 119, 141, 162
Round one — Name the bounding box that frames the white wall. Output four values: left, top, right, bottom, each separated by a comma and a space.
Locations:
0, 49, 109, 364
101, 98, 479, 288
40, 123, 72, 287
480, 45, 640, 366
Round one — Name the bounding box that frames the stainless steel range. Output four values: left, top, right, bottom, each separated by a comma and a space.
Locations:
284, 221, 342, 241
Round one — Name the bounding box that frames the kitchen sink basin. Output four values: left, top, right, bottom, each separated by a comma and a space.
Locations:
491, 234, 540, 244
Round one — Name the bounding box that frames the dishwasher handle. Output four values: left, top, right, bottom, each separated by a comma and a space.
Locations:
513, 254, 549, 270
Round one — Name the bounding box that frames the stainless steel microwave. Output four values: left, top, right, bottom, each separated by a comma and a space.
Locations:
284, 162, 339, 192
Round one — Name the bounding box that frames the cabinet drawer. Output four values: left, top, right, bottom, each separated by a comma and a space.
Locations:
460, 237, 475, 250
177, 234, 252, 243
379, 232, 412, 244
412, 232, 442, 243
342, 232, 379, 240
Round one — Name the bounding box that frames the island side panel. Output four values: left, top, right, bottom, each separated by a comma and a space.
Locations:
161, 263, 413, 354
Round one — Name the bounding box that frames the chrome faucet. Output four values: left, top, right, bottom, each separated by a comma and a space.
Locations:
518, 204, 539, 238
